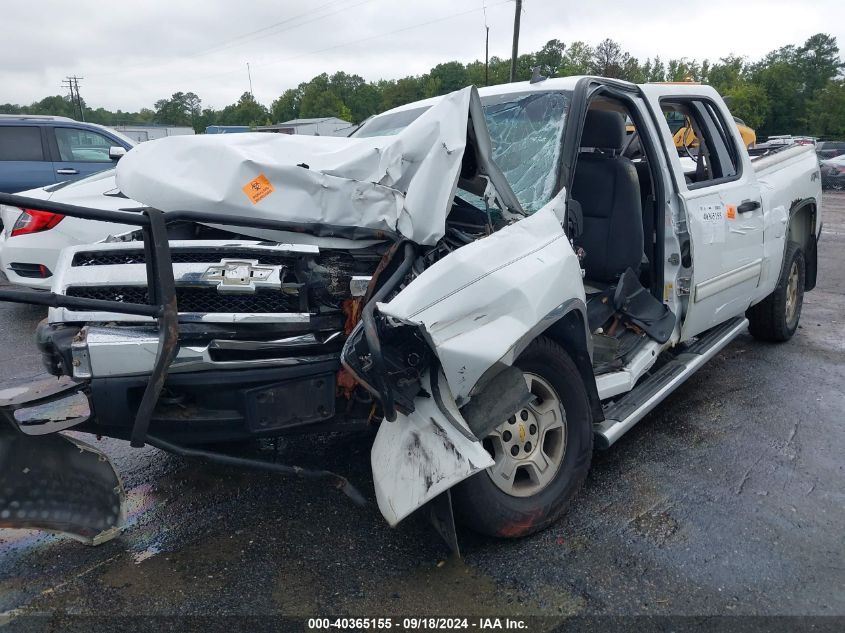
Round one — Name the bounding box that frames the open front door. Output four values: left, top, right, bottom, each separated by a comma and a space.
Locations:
642, 86, 764, 339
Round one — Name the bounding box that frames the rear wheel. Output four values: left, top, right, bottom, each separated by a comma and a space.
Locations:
452, 337, 593, 538
747, 241, 805, 342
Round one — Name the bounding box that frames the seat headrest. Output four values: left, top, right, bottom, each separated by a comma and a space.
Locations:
580, 110, 625, 151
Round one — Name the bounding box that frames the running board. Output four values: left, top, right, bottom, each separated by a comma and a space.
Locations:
594, 317, 748, 448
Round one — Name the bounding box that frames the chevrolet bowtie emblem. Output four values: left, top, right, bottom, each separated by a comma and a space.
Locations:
201, 260, 276, 294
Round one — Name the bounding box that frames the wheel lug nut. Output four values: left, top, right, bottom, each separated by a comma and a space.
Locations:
508, 415, 516, 424
502, 430, 512, 442
520, 410, 529, 421
524, 441, 532, 452
529, 424, 537, 435
510, 445, 520, 457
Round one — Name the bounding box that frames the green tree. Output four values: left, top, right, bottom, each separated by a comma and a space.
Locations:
193, 108, 218, 133
706, 56, 746, 92
590, 39, 629, 78
271, 85, 304, 123
648, 56, 666, 82
153, 91, 202, 126
379, 76, 424, 111
534, 39, 566, 77
559, 41, 593, 76
807, 80, 845, 137
752, 60, 805, 135
429, 61, 468, 94
330, 71, 379, 123
218, 92, 269, 126
723, 83, 770, 130
796, 33, 843, 97
33, 95, 78, 118
299, 73, 350, 120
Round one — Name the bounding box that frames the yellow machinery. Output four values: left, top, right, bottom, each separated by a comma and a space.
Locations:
673, 116, 756, 149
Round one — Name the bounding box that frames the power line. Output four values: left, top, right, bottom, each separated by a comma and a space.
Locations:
188, 0, 366, 58
199, 0, 512, 80
86, 0, 373, 79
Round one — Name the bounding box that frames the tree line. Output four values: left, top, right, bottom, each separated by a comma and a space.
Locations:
3, 33, 843, 138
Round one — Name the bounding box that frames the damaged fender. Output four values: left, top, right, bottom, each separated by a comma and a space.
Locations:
371, 369, 493, 526
369, 191, 588, 524
379, 190, 585, 402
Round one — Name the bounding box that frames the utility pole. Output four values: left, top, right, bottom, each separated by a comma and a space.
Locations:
509, 0, 522, 82
62, 76, 85, 120
73, 76, 85, 121
485, 25, 490, 86
247, 62, 254, 96
483, 2, 490, 86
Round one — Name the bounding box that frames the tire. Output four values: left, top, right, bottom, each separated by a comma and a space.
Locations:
747, 241, 805, 342
452, 336, 593, 538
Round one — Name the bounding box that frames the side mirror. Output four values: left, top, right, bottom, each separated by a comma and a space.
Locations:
108, 146, 127, 161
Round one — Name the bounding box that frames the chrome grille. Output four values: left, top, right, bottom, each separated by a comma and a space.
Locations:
72, 250, 298, 267
65, 286, 298, 313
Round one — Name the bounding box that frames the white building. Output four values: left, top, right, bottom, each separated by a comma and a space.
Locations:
111, 124, 195, 143
255, 117, 354, 137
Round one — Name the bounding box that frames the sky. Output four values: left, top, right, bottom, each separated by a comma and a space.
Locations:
2, 0, 842, 112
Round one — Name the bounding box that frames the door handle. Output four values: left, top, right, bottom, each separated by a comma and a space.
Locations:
56, 168, 79, 175
737, 200, 760, 213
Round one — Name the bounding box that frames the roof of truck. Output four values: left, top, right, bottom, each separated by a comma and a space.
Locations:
383, 76, 594, 115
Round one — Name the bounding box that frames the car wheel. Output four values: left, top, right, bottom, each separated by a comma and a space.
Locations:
452, 337, 593, 538
747, 241, 805, 342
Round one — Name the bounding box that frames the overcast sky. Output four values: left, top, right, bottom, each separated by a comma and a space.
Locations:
2, 0, 842, 112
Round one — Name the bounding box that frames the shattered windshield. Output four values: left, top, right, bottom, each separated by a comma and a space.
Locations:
354, 90, 571, 213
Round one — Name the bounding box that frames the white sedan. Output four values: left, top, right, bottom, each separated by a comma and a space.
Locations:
0, 170, 137, 289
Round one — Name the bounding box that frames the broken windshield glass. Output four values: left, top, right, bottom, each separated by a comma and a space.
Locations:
355, 90, 571, 214
483, 91, 570, 213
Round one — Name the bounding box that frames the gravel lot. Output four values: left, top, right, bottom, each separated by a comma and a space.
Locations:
0, 193, 843, 629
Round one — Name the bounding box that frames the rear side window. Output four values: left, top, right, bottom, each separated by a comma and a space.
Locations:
0, 126, 44, 161
661, 98, 740, 188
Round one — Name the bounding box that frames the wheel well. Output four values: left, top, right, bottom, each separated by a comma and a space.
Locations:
788, 201, 818, 290
543, 308, 604, 423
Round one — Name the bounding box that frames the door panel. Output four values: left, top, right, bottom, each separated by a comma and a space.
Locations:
679, 183, 763, 336
640, 85, 764, 339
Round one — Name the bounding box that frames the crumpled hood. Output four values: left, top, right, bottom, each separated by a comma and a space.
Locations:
116, 88, 478, 246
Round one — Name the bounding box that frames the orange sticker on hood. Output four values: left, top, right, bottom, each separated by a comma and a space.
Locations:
242, 173, 274, 204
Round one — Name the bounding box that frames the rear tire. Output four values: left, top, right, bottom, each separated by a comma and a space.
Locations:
747, 241, 805, 342
452, 337, 593, 538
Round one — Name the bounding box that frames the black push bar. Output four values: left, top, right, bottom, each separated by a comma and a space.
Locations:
0, 191, 398, 448
361, 242, 417, 422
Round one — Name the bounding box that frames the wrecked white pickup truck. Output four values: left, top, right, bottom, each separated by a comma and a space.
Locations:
0, 77, 822, 549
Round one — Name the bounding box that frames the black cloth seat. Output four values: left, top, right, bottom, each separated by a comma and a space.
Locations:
572, 110, 644, 284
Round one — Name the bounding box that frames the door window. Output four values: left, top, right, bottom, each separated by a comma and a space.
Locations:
54, 127, 116, 162
661, 99, 740, 187
0, 126, 44, 161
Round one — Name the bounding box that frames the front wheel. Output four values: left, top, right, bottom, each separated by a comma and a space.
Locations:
452, 337, 593, 538
747, 241, 805, 342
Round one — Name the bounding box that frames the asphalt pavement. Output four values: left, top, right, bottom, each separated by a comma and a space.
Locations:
0, 194, 843, 629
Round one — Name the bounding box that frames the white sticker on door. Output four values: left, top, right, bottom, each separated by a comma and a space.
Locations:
698, 204, 726, 244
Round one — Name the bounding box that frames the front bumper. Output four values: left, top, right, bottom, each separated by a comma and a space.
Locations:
0, 190, 394, 448
31, 319, 352, 443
